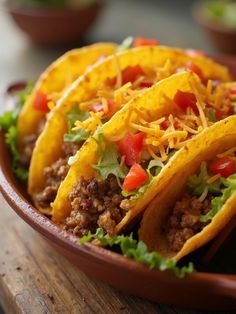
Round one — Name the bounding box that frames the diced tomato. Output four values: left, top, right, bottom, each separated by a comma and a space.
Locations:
107, 65, 144, 87
140, 80, 153, 88
90, 100, 118, 116
133, 37, 159, 47
160, 119, 181, 130
122, 163, 149, 191
133, 132, 145, 151
118, 132, 145, 166
185, 61, 207, 84
210, 157, 235, 178
106, 76, 116, 87
215, 110, 225, 121
174, 90, 198, 114
160, 120, 169, 130
216, 106, 233, 120
107, 99, 118, 115
34, 91, 50, 112
185, 62, 202, 77
122, 65, 144, 85
229, 88, 236, 95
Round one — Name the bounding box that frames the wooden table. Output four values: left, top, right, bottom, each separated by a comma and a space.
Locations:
0, 194, 207, 314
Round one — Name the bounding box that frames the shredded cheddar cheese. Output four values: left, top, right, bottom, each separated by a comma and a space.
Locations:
217, 147, 236, 158
207, 173, 221, 185
67, 58, 234, 167
120, 155, 126, 167
73, 111, 103, 133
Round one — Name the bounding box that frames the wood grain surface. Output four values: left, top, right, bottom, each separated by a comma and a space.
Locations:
1, 194, 218, 314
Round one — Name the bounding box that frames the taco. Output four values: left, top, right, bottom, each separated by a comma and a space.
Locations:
17, 43, 117, 166
139, 115, 236, 261
29, 45, 232, 215
50, 71, 235, 238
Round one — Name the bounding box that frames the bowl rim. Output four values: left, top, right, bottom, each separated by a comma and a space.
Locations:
4, 0, 103, 17
1, 130, 236, 301
193, 0, 236, 34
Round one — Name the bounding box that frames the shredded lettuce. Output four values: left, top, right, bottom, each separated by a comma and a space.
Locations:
79, 228, 194, 278
187, 162, 209, 196
64, 129, 89, 143
93, 141, 128, 182
187, 162, 236, 222
187, 162, 222, 196
64, 107, 90, 143
0, 83, 33, 182
118, 36, 134, 52
200, 174, 236, 222
207, 107, 217, 123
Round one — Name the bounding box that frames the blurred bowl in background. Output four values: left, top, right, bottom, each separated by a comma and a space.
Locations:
193, 0, 236, 54
6, 1, 104, 47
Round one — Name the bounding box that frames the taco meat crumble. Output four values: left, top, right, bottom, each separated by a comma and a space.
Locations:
20, 119, 46, 167
164, 194, 211, 252
64, 174, 126, 236
34, 142, 80, 209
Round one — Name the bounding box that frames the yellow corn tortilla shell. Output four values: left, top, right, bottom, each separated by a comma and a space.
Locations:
139, 115, 236, 261
51, 71, 202, 225
17, 43, 117, 149
30, 45, 232, 215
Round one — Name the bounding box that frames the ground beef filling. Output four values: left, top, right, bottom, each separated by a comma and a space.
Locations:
20, 119, 46, 167
164, 194, 211, 252
64, 175, 126, 237
34, 142, 80, 209
20, 134, 38, 166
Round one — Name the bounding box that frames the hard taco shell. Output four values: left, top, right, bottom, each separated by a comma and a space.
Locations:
139, 115, 236, 261
51, 71, 204, 226
17, 43, 117, 149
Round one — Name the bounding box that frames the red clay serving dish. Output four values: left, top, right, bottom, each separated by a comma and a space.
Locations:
6, 1, 104, 46
1, 56, 236, 310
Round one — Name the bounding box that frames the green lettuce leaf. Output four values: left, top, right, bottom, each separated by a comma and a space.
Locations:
118, 36, 134, 52
64, 107, 90, 143
187, 162, 222, 196
64, 128, 89, 143
0, 83, 33, 182
0, 112, 16, 131
207, 107, 217, 123
66, 107, 90, 131
79, 228, 194, 278
93, 141, 128, 182
200, 174, 236, 222
187, 162, 209, 196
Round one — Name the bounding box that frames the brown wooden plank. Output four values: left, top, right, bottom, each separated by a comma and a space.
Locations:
0, 194, 218, 314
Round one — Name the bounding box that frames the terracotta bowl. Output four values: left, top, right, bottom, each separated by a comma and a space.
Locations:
6, 1, 104, 46
193, 1, 236, 54
1, 57, 236, 310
